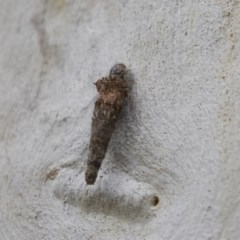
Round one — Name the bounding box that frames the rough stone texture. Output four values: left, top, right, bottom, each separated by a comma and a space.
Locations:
0, 1, 240, 240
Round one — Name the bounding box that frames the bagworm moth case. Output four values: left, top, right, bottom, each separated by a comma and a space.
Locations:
85, 64, 128, 185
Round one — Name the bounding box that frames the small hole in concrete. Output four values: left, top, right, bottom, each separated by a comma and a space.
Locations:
151, 196, 159, 206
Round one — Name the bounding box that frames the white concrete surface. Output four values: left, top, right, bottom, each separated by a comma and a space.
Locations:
0, 1, 240, 239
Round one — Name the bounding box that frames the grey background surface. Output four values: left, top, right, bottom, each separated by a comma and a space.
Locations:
0, 1, 240, 239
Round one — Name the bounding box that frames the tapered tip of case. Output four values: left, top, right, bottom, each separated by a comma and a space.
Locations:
109, 63, 127, 78
85, 171, 97, 185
